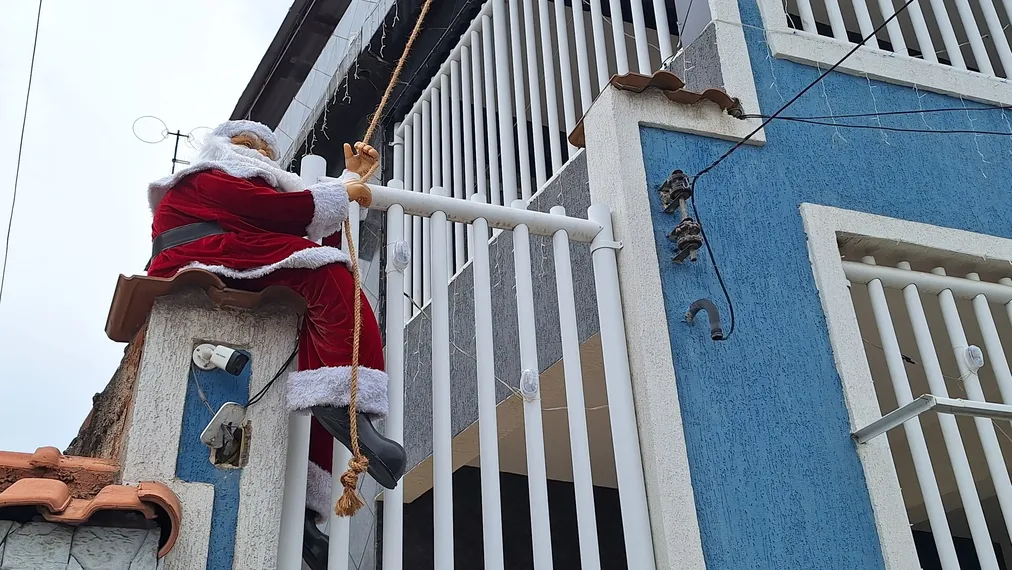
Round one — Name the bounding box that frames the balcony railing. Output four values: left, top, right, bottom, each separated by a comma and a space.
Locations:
391, 0, 680, 316
783, 0, 1012, 79
847, 255, 1012, 567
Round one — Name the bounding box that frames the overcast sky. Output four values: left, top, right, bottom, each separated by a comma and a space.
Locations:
0, 0, 291, 453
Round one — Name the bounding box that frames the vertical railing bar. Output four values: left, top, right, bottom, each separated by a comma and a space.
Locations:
1002, 278, 1012, 327
482, 17, 504, 207
935, 267, 1012, 544
968, 273, 1012, 404
460, 47, 478, 259
411, 113, 423, 315
794, 0, 818, 34
905, 0, 937, 63
925, 0, 965, 69
451, 65, 467, 271
382, 204, 406, 570
822, 0, 849, 41
468, 38, 490, 204
430, 191, 454, 568
974, 0, 1012, 76
523, 0, 548, 187
588, 0, 610, 95
509, 0, 534, 200
421, 103, 432, 306
471, 194, 506, 569
492, 0, 519, 205
398, 124, 413, 321
551, 206, 603, 570
851, 0, 878, 45
587, 205, 656, 570
627, 0, 651, 72
554, 0, 580, 156
607, 0, 630, 75
440, 76, 454, 276
512, 199, 555, 569
862, 257, 958, 570
537, 0, 563, 171
650, 0, 673, 61
949, 0, 993, 74
874, 0, 907, 56
899, 261, 997, 566
575, 0, 598, 110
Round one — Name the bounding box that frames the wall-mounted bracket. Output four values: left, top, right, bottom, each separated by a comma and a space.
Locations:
659, 170, 702, 262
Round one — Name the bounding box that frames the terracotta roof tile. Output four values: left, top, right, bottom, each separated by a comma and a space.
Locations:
106, 268, 306, 342
0, 447, 182, 557
568, 70, 744, 148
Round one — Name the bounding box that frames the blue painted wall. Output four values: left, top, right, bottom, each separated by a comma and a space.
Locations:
641, 2, 1012, 567
175, 353, 252, 570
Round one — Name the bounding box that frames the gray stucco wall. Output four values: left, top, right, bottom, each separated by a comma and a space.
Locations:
0, 521, 161, 570
399, 151, 598, 470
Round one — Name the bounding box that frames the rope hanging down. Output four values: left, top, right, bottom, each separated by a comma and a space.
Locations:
334, 0, 436, 517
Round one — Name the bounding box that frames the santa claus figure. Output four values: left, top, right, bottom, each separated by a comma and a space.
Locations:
147, 120, 406, 569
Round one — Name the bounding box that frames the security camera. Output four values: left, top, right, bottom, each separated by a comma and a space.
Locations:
193, 344, 249, 376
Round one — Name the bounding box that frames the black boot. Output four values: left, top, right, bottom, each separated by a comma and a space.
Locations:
311, 406, 407, 490
302, 509, 329, 570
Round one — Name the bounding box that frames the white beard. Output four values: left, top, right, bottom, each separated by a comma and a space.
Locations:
148, 135, 306, 211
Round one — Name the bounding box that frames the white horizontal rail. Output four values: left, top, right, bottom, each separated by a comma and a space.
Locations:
323, 180, 604, 241
842, 261, 1012, 303
854, 394, 1012, 443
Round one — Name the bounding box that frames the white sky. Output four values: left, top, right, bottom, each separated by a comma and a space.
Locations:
0, 0, 292, 453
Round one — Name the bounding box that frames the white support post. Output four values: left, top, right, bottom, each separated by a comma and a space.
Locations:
898, 262, 996, 567
587, 204, 656, 570
471, 194, 506, 569
651, 0, 673, 61
511, 200, 554, 570
627, 0, 651, 73
430, 189, 454, 568
459, 50, 477, 258
451, 62, 467, 270
440, 75, 454, 276
861, 257, 957, 570
588, 0, 609, 95
968, 273, 1012, 406
422, 101, 433, 305
382, 204, 406, 570
551, 206, 602, 570
468, 36, 490, 204
278, 154, 327, 570
402, 123, 415, 320
554, 0, 579, 155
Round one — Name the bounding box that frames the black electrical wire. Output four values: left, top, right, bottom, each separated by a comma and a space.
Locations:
248, 334, 301, 407
684, 0, 919, 342
741, 105, 1012, 121
767, 116, 1012, 135
1, 0, 43, 307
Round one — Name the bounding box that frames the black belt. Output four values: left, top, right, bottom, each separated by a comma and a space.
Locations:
146, 221, 226, 270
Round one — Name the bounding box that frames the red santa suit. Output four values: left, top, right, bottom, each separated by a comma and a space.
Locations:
146, 120, 389, 519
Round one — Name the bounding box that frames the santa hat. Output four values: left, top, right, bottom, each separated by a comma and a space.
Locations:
210, 120, 281, 159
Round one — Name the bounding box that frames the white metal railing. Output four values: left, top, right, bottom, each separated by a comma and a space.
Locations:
783, 0, 1012, 79
393, 0, 680, 316
279, 155, 656, 570
846, 256, 1012, 568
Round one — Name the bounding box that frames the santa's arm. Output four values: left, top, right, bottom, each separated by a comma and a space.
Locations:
194, 170, 349, 240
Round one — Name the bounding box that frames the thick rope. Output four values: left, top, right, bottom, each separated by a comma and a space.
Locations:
334, 0, 436, 517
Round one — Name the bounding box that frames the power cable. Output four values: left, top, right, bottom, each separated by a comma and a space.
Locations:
1, 0, 43, 307
762, 116, 1012, 135
685, 0, 920, 342
741, 105, 1012, 121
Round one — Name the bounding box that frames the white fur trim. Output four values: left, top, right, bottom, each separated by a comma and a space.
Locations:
210, 120, 280, 156
305, 181, 349, 242
286, 366, 389, 417
148, 135, 305, 211
183, 246, 351, 280
306, 461, 332, 520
